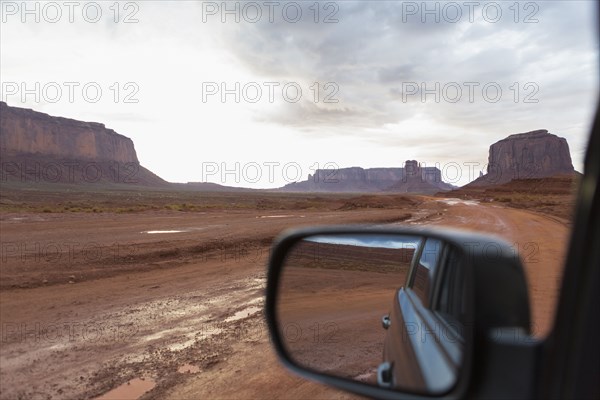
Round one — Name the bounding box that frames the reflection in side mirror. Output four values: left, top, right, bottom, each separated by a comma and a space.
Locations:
275, 233, 466, 395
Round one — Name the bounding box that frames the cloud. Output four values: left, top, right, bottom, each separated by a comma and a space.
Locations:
1, 0, 596, 185
213, 1, 597, 142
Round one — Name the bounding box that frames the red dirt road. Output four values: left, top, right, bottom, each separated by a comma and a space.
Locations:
410, 198, 569, 336
0, 198, 569, 399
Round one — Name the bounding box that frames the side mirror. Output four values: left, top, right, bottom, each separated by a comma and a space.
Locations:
265, 226, 532, 399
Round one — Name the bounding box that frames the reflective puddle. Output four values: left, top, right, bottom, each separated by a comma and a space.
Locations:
224, 306, 262, 323
143, 230, 184, 234
437, 198, 480, 206
95, 377, 156, 400
257, 215, 305, 218
142, 226, 223, 234
167, 338, 196, 352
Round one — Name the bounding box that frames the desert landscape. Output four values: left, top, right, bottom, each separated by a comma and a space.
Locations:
0, 187, 577, 399
0, 102, 580, 399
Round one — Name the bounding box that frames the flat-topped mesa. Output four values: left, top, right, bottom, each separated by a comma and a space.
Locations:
281, 161, 454, 193
309, 167, 402, 189
481, 129, 575, 184
0, 101, 167, 186
0, 101, 138, 163
384, 160, 453, 194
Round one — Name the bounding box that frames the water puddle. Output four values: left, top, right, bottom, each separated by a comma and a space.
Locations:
143, 328, 186, 342
257, 215, 304, 218
178, 363, 200, 374
224, 306, 262, 323
198, 327, 223, 341
437, 198, 479, 206
167, 338, 196, 352
142, 329, 198, 352
95, 377, 156, 400
143, 230, 184, 234
142, 226, 220, 234
246, 297, 263, 305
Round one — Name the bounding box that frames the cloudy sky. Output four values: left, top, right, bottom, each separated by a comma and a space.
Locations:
1, 1, 598, 187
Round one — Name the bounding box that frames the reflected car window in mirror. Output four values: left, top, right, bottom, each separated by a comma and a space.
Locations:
410, 238, 443, 307
435, 248, 467, 336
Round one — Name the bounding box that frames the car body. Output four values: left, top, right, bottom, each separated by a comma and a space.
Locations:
379, 237, 465, 393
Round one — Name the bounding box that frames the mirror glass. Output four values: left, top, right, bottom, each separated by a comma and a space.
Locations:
276, 233, 465, 394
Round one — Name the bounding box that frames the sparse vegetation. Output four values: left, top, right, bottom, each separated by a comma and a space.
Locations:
0, 187, 424, 214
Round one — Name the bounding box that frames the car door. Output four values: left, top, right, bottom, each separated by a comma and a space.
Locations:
381, 238, 465, 394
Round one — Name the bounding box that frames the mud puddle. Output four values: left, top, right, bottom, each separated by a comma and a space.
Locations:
257, 215, 305, 218
225, 306, 262, 323
95, 377, 156, 400
142, 225, 225, 234
143, 230, 185, 234
437, 198, 480, 206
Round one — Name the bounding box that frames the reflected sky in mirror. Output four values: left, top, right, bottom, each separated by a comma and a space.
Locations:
306, 234, 422, 249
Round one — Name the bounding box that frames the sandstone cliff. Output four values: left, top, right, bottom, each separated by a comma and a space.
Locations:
0, 101, 166, 186
1, 101, 138, 163
473, 129, 574, 185
280, 161, 454, 193
385, 160, 455, 194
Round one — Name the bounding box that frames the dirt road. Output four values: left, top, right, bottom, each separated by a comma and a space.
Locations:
408, 198, 569, 336
0, 198, 569, 399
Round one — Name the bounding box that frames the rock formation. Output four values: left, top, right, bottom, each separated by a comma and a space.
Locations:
280, 161, 454, 193
1, 101, 137, 163
0, 101, 166, 186
473, 129, 575, 185
300, 167, 404, 192
385, 160, 455, 194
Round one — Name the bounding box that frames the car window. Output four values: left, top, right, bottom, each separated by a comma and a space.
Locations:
435, 248, 466, 331
410, 238, 443, 307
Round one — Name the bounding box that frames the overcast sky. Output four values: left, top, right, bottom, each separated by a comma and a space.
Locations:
1, 1, 598, 187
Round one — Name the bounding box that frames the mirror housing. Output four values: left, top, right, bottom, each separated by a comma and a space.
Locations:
265, 226, 531, 399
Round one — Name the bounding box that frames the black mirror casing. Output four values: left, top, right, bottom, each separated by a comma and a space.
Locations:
266, 225, 533, 399
266, 226, 530, 399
